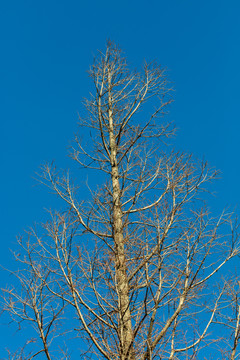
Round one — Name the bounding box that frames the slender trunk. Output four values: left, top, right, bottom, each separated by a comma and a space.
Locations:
108, 72, 135, 360
231, 304, 240, 360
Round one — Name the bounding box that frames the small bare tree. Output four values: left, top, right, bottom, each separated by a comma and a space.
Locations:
2, 42, 240, 359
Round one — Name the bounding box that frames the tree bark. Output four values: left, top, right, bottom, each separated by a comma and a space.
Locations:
108, 71, 135, 360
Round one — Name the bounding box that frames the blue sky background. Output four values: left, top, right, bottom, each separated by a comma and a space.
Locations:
1, 0, 240, 356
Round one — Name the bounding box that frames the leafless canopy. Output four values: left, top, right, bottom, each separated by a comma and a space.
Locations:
2, 42, 240, 360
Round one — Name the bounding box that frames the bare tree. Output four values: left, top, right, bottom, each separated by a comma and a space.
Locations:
2, 42, 240, 359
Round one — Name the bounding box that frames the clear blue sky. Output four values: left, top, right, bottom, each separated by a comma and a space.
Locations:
1, 0, 240, 356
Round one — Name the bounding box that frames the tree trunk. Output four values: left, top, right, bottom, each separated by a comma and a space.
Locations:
108, 72, 135, 360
